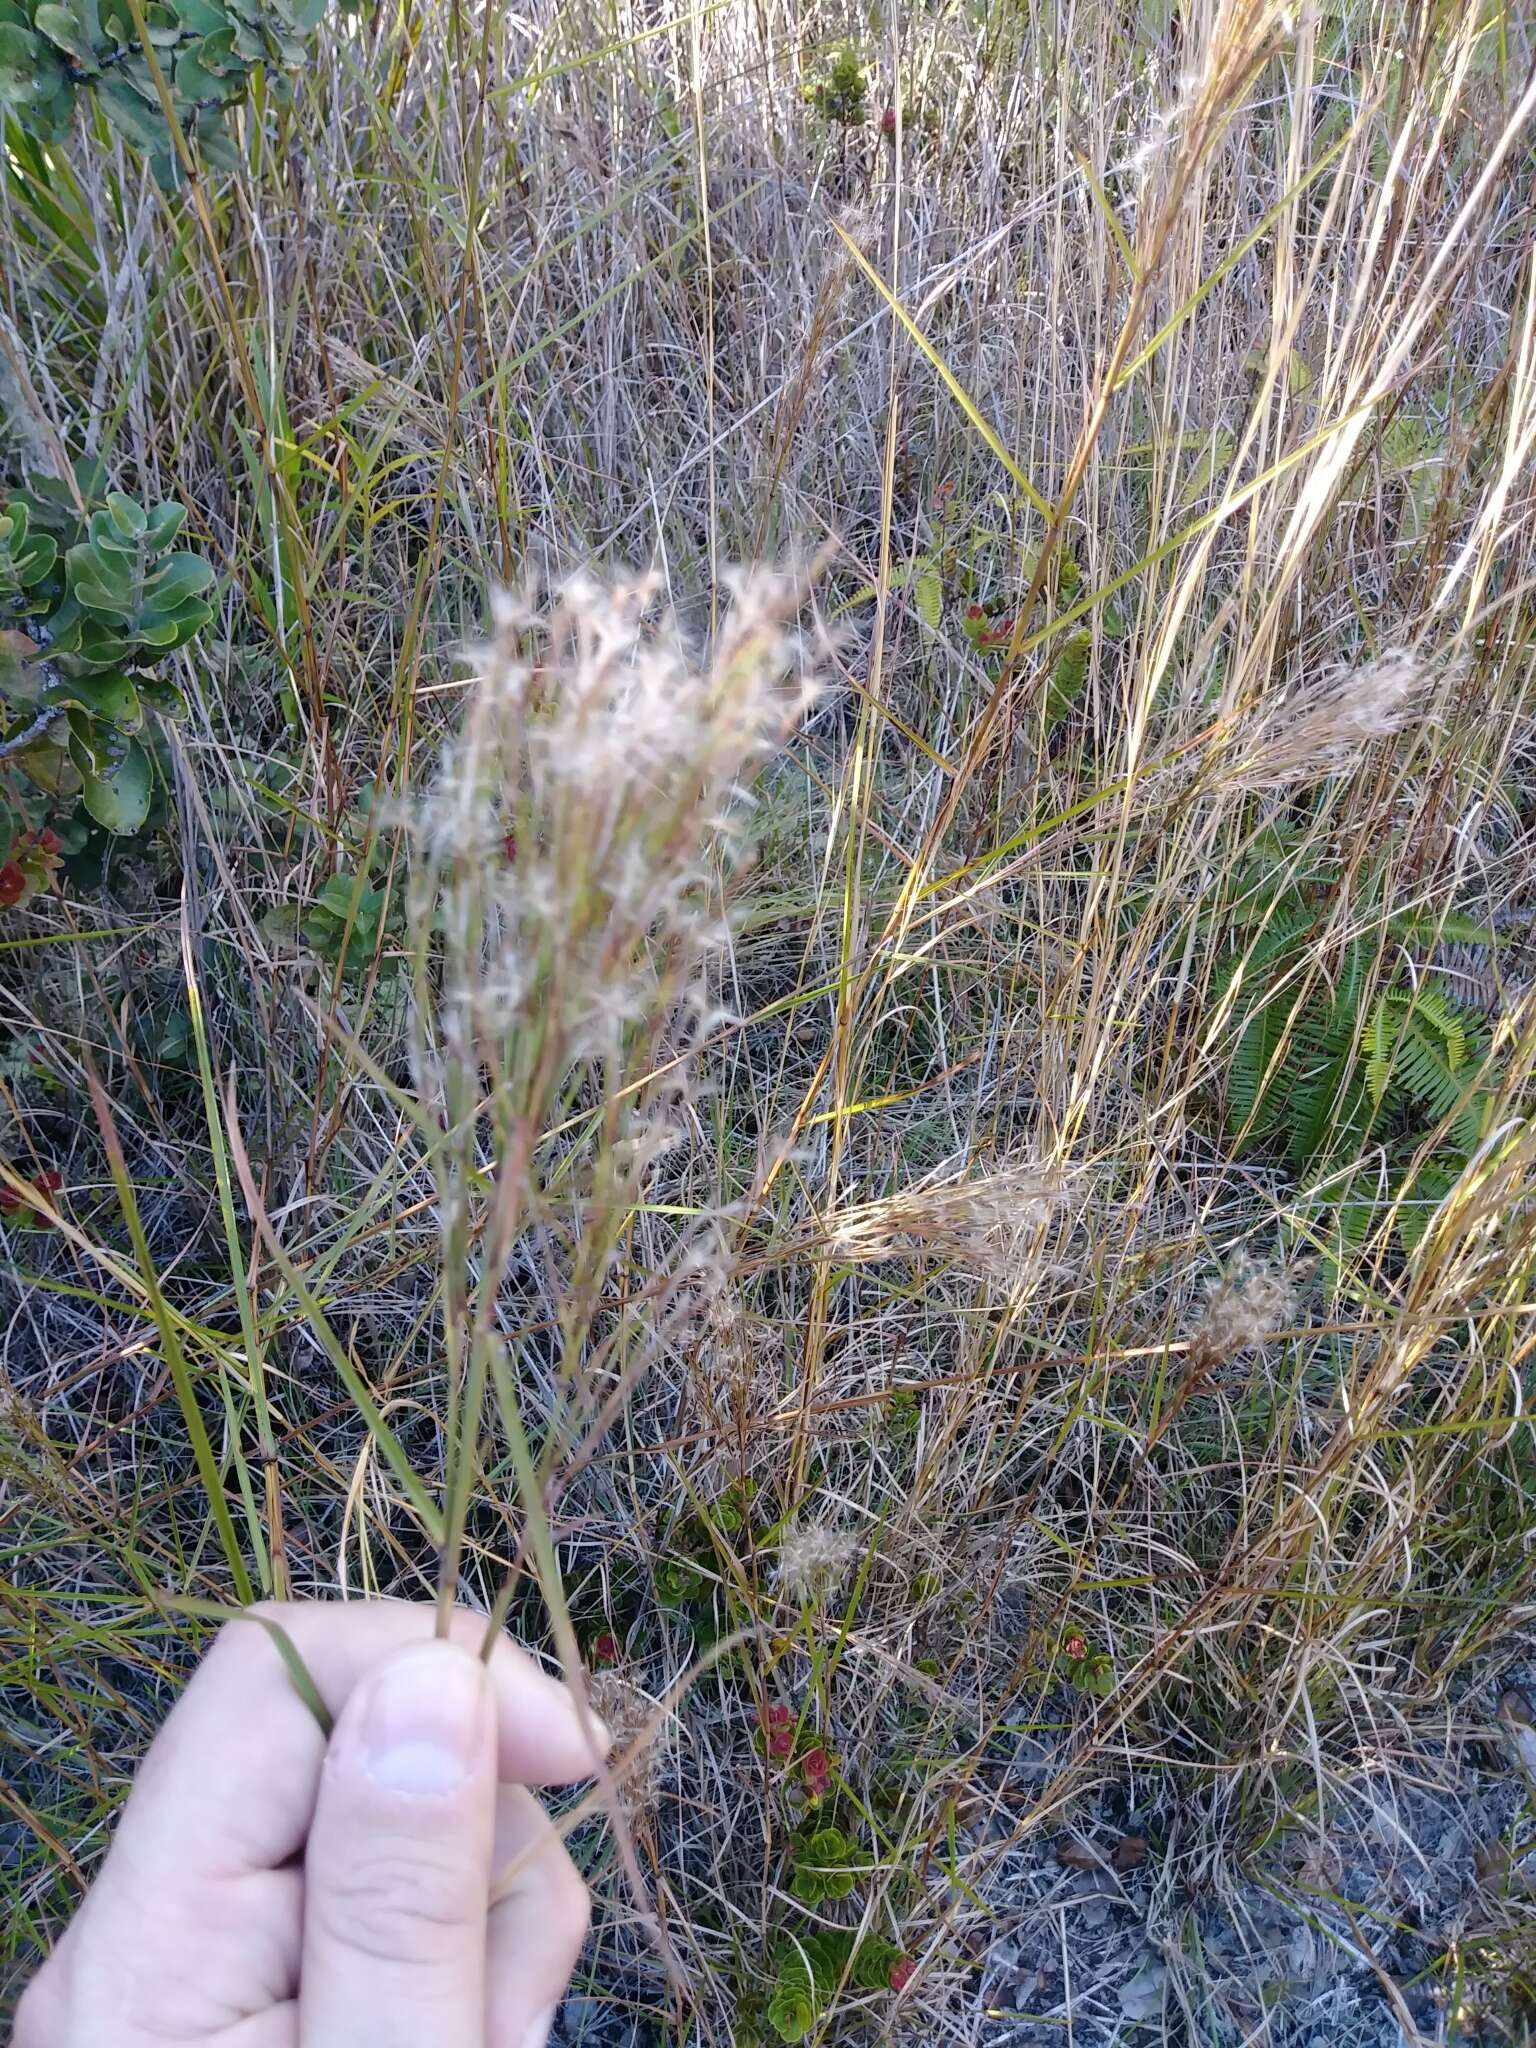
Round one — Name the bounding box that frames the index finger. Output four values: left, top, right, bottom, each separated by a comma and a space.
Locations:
110, 1599, 605, 1887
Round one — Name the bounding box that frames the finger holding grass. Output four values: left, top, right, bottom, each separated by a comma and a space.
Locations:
16, 1601, 604, 2048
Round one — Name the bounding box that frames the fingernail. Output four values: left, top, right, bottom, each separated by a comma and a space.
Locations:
585, 1711, 614, 1756
353, 1642, 488, 1795
522, 2007, 558, 2048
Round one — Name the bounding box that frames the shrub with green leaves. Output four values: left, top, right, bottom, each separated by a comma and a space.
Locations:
765, 1929, 905, 2044
0, 0, 325, 180
300, 871, 393, 979
806, 45, 865, 126
788, 1824, 864, 1906
1, 480, 214, 839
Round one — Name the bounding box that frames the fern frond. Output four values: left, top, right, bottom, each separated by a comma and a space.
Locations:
1443, 1096, 1488, 1157
1395, 1156, 1466, 1254
1365, 994, 1398, 1107
1229, 999, 1298, 1140
1409, 982, 1468, 1062
1288, 1050, 1369, 1169
1245, 905, 1325, 981
1335, 1187, 1379, 1253
1367, 986, 1475, 1121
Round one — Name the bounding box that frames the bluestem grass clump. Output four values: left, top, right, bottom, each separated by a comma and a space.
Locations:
9, 3, 1536, 2039
397, 568, 823, 1628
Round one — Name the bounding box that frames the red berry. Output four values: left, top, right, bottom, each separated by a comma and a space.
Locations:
769, 1728, 794, 1758
0, 1184, 24, 1212
762, 1703, 793, 1729
0, 863, 25, 907
35, 1169, 62, 1193
591, 1631, 620, 1664
38, 829, 62, 855
881, 106, 896, 134
890, 1957, 916, 1992
964, 603, 985, 619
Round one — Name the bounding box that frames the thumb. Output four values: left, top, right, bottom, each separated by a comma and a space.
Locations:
299, 1638, 495, 2048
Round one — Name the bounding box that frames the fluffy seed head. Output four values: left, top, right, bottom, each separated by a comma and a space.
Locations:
1230, 645, 1431, 790
826, 1160, 1070, 1287
1186, 1259, 1296, 1372
400, 568, 822, 1222
588, 1670, 665, 1823
776, 1521, 859, 1600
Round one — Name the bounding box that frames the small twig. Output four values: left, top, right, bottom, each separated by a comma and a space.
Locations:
0, 708, 58, 761
1339, 1902, 1434, 2048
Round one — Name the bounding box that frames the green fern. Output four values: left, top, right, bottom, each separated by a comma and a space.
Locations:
1364, 984, 1466, 1116
1384, 907, 1497, 947
1218, 877, 1497, 1253
1217, 902, 1331, 1142
1394, 1155, 1467, 1253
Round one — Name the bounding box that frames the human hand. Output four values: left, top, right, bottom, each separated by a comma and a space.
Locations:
16, 1600, 604, 2048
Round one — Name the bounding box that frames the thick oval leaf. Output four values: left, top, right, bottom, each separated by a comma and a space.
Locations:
133, 612, 190, 648
195, 23, 237, 61
0, 630, 47, 704
140, 600, 213, 649
96, 72, 173, 152
0, 19, 37, 62
15, 531, 58, 586
80, 737, 152, 833
144, 501, 188, 547
71, 581, 134, 621
145, 552, 214, 606
69, 532, 134, 584
136, 673, 188, 717
175, 48, 225, 96
71, 619, 130, 666
47, 667, 143, 729
67, 710, 115, 772
106, 491, 148, 538
13, 721, 83, 797
66, 546, 134, 614
33, 0, 95, 55
87, 508, 137, 556
173, 0, 231, 32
